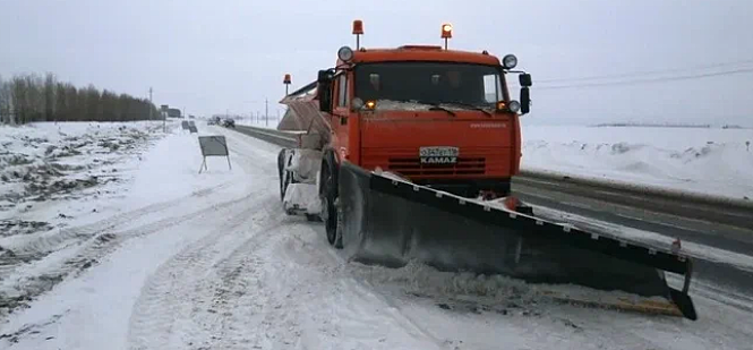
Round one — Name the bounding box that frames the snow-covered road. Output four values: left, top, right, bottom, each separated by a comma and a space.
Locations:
1, 123, 751, 349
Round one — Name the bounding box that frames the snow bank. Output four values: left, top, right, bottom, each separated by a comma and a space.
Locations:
352, 259, 535, 302
521, 125, 753, 199
0, 121, 167, 230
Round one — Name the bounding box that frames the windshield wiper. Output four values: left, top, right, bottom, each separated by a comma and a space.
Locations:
441, 101, 493, 117
428, 105, 456, 117
398, 99, 456, 117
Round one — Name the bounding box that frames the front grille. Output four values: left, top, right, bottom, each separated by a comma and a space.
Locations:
388, 157, 486, 176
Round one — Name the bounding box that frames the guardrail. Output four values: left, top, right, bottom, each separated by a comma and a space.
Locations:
235, 125, 297, 148
231, 124, 753, 228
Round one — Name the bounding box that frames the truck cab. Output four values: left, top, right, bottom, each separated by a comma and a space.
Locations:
316, 37, 532, 198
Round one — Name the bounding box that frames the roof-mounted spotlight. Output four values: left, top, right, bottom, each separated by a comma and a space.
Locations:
338, 46, 354, 62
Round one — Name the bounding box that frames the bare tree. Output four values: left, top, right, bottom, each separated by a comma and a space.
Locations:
83, 84, 101, 121
0, 75, 10, 124
24, 74, 44, 122
44, 72, 56, 122
3, 72, 159, 124
101, 89, 117, 121
55, 82, 68, 122
11, 76, 28, 124
66, 83, 80, 121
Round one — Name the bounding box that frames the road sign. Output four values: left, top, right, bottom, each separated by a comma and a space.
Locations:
197, 135, 231, 173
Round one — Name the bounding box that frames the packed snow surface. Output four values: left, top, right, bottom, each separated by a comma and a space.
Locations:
521, 125, 753, 200
0, 121, 752, 349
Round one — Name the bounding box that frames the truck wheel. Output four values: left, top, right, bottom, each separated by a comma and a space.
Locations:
277, 149, 286, 201
320, 154, 342, 248
282, 172, 291, 201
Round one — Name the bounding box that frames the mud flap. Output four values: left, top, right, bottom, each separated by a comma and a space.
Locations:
337, 161, 697, 320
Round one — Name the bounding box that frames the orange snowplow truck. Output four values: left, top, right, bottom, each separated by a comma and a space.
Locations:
314, 21, 532, 199
278, 21, 696, 320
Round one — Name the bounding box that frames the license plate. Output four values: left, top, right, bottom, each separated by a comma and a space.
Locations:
420, 146, 459, 164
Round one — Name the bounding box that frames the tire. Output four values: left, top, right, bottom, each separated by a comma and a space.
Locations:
277, 150, 286, 201
333, 201, 343, 248
320, 152, 342, 248
282, 173, 291, 200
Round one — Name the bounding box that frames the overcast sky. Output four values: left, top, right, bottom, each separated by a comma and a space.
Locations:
1, 0, 752, 125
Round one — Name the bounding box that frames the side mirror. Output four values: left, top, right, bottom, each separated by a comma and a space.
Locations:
317, 69, 334, 113
519, 73, 532, 87
520, 87, 531, 114
318, 69, 334, 84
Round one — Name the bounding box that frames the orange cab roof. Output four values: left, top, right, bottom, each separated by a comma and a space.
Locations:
347, 46, 501, 66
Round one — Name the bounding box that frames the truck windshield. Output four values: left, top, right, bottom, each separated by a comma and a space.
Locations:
354, 62, 503, 109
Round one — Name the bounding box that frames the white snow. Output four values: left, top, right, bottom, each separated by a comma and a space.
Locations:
284, 148, 322, 183
373, 99, 436, 111
0, 121, 167, 228
1, 122, 752, 350
520, 125, 753, 200
283, 183, 322, 214
280, 148, 323, 215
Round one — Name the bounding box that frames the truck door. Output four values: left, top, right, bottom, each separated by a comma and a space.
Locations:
332, 72, 351, 162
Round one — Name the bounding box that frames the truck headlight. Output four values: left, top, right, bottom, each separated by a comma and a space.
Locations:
352, 97, 364, 110
508, 100, 521, 113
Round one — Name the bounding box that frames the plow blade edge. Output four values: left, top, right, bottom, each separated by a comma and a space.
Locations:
337, 162, 697, 320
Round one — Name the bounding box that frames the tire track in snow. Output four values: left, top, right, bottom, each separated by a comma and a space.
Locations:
225, 221, 446, 349
125, 194, 281, 350
0, 127, 276, 291
0, 186, 266, 321
186, 215, 285, 349
275, 227, 450, 349
126, 206, 448, 349
0, 180, 236, 279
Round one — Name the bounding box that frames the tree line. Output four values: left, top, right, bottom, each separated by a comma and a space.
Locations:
0, 72, 159, 125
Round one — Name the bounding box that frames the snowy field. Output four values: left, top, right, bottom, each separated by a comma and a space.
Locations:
0, 121, 166, 237
1, 121, 751, 349
521, 125, 753, 200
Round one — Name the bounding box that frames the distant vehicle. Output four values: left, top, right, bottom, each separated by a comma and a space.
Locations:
222, 119, 235, 128
167, 108, 182, 119
207, 116, 221, 125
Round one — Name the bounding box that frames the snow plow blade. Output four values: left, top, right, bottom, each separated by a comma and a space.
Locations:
337, 162, 697, 320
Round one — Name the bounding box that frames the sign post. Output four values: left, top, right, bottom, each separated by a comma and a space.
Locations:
197, 135, 231, 173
